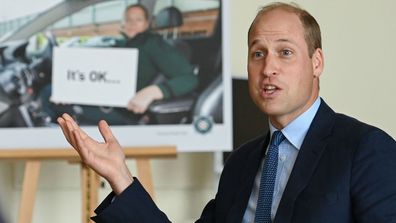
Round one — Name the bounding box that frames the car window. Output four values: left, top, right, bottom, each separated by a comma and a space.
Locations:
24, 0, 138, 57
26, 33, 50, 57
0, 0, 62, 41
21, 0, 220, 58
49, 1, 137, 46
153, 0, 220, 38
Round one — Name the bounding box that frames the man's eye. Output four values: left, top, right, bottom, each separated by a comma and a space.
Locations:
281, 49, 293, 57
253, 51, 264, 58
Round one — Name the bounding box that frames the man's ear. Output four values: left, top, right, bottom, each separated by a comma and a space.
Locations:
312, 48, 324, 78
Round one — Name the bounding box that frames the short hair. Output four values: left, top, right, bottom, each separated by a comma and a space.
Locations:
124, 4, 149, 21
248, 2, 321, 57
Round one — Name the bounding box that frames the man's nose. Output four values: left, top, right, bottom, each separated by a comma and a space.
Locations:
262, 54, 279, 77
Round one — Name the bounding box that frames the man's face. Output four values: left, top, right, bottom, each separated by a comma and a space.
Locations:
122, 7, 149, 38
247, 9, 323, 129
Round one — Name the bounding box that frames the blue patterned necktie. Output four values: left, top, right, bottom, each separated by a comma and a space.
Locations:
255, 131, 286, 223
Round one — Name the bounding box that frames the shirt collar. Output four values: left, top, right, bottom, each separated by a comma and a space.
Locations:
269, 97, 321, 150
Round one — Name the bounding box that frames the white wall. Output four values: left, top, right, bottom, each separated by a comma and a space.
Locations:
1, 1, 396, 222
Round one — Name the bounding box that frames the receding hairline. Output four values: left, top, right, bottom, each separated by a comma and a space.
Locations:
248, 2, 322, 56
248, 5, 303, 40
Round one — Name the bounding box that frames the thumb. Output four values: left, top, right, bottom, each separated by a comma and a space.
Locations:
98, 120, 116, 143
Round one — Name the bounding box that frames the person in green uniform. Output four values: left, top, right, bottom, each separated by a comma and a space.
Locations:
41, 4, 197, 125
119, 4, 197, 114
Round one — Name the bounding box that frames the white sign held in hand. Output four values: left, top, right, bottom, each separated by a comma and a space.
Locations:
51, 47, 138, 107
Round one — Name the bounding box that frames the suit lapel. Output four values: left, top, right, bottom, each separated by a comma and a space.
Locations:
274, 100, 336, 223
226, 134, 270, 222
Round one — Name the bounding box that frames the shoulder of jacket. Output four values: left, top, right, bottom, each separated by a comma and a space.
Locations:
226, 134, 267, 163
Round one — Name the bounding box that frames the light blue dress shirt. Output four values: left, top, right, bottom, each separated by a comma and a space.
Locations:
242, 97, 321, 223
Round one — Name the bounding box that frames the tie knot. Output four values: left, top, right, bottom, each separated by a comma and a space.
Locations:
271, 131, 285, 147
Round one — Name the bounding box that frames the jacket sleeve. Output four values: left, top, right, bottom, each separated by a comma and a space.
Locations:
147, 37, 198, 99
351, 129, 396, 222
91, 178, 171, 223
92, 179, 219, 223
195, 199, 216, 223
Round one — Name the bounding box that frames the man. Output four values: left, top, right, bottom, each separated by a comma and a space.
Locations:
57, 2, 396, 223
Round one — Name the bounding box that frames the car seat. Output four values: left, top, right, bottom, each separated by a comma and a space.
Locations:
147, 6, 223, 125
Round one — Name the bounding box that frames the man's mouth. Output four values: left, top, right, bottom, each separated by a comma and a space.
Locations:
264, 85, 277, 94
258, 83, 281, 99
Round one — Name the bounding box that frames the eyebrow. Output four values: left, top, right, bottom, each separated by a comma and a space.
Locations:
277, 38, 294, 44
249, 38, 297, 48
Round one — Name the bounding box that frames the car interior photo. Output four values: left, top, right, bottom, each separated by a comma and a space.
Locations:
0, 0, 224, 127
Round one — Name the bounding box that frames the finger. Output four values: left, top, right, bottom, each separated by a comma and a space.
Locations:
61, 113, 74, 122
62, 113, 89, 140
135, 105, 146, 114
126, 105, 135, 112
65, 119, 79, 149
129, 102, 143, 113
127, 100, 133, 109
98, 120, 117, 143
72, 129, 90, 164
140, 105, 148, 114
62, 113, 79, 129
127, 100, 137, 112
57, 117, 72, 144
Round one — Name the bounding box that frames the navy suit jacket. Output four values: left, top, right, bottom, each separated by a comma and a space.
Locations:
92, 100, 396, 223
